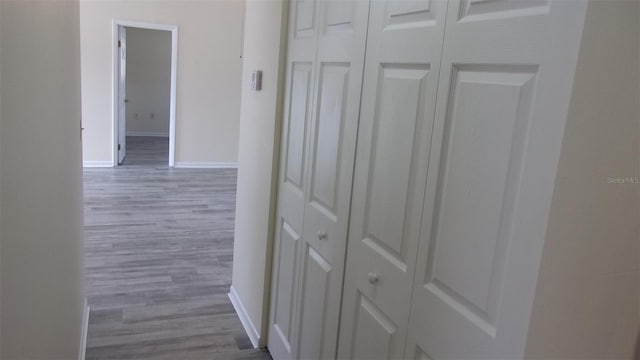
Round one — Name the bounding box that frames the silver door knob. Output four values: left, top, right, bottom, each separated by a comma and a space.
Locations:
317, 231, 327, 241
367, 272, 379, 284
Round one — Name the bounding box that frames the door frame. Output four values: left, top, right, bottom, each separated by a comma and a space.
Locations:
112, 19, 179, 167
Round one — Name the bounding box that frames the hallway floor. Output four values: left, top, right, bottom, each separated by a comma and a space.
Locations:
83, 137, 271, 359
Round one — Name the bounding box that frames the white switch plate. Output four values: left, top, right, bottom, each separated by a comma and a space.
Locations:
251, 70, 262, 91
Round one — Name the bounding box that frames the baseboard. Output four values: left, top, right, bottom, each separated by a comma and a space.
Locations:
228, 286, 260, 349
174, 162, 238, 169
83, 161, 113, 168
126, 131, 169, 137
79, 299, 90, 360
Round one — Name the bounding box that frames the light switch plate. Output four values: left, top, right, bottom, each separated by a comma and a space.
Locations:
251, 70, 262, 91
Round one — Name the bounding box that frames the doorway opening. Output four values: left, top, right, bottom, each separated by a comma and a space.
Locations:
113, 20, 178, 167
84, 15, 261, 360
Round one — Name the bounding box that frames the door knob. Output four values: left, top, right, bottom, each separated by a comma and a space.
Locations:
317, 231, 327, 241
367, 272, 379, 284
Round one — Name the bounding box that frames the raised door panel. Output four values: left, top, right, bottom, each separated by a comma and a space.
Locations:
294, 0, 316, 39
337, 0, 448, 358
268, 1, 319, 358
423, 66, 537, 338
297, 245, 332, 359
308, 63, 349, 227
350, 294, 398, 359
324, 1, 354, 32
295, 1, 371, 359
385, 0, 435, 27
406, 0, 588, 357
365, 65, 429, 260
270, 221, 301, 354
427, 67, 536, 330
414, 346, 434, 360
459, 0, 549, 21
283, 63, 312, 191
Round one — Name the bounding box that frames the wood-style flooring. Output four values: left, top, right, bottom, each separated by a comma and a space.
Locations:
84, 137, 271, 360
121, 136, 170, 166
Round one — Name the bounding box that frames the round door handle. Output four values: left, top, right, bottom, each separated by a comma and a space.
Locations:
317, 231, 328, 241
367, 272, 379, 284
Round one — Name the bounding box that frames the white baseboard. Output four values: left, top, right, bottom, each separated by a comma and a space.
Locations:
79, 299, 90, 360
174, 162, 238, 169
228, 286, 260, 349
83, 161, 113, 168
126, 131, 169, 137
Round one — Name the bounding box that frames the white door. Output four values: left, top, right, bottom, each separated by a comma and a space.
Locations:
268, 0, 370, 359
295, 1, 369, 358
336, 0, 448, 358
117, 26, 127, 165
268, 0, 319, 358
405, 0, 588, 358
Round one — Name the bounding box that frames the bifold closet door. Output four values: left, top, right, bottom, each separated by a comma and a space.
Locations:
268, 0, 370, 359
267, 0, 318, 358
406, 0, 588, 358
337, 0, 448, 358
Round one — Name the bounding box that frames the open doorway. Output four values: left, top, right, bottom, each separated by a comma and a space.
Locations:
113, 20, 178, 166
81, 6, 259, 358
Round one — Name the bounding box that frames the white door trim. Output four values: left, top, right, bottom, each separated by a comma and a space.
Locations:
112, 19, 179, 167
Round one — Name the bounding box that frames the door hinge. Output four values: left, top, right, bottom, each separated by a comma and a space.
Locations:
118, 143, 121, 151
118, 40, 121, 48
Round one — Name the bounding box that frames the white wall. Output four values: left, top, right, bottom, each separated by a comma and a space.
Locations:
525, 1, 640, 358
231, 0, 287, 347
125, 27, 172, 137
0, 1, 85, 359
80, 0, 245, 166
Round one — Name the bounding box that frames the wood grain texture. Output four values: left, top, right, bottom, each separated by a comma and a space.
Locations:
84, 137, 271, 359
121, 136, 170, 166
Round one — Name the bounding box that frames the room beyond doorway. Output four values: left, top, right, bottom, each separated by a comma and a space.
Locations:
121, 136, 169, 166
113, 20, 178, 167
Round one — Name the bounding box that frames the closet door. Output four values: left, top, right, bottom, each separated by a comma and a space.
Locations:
268, 0, 319, 358
406, 0, 588, 358
337, 0, 448, 358
295, 0, 370, 359
269, 0, 370, 359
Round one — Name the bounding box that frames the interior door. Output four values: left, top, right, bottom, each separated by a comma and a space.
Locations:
269, 0, 370, 358
117, 26, 127, 165
294, 1, 369, 358
405, 0, 588, 358
268, 0, 319, 358
336, 0, 448, 358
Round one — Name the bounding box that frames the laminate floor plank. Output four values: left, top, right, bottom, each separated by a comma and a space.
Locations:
84, 137, 270, 359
